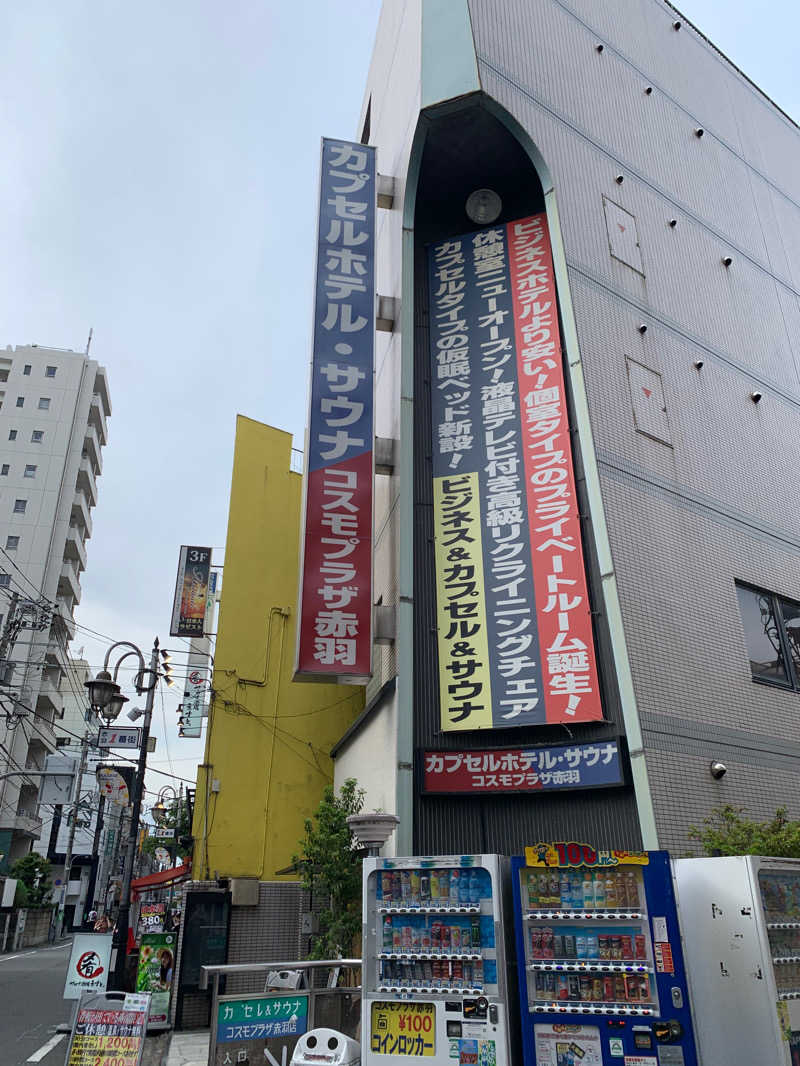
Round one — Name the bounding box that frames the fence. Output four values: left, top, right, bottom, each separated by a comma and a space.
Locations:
201, 958, 361, 1066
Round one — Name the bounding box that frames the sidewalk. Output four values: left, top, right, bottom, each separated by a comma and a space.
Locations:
165, 1029, 210, 1066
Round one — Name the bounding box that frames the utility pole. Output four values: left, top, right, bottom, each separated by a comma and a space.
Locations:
109, 638, 159, 990
84, 792, 105, 916
57, 732, 89, 937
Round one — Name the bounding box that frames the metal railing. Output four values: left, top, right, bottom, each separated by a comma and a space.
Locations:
201, 959, 362, 1066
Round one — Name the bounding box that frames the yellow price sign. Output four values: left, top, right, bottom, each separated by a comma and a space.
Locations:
370, 1001, 436, 1057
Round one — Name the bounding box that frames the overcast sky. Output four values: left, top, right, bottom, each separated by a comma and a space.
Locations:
1, 0, 797, 803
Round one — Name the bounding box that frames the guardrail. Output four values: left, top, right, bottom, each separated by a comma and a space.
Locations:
201, 959, 362, 1066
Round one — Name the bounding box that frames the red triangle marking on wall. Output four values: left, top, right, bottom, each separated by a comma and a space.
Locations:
642, 387, 652, 398
618, 223, 626, 232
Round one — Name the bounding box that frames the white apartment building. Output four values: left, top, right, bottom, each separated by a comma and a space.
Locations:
0, 344, 110, 871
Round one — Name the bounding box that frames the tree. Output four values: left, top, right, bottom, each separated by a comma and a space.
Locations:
10, 852, 53, 908
141, 798, 192, 862
688, 805, 800, 858
293, 778, 365, 960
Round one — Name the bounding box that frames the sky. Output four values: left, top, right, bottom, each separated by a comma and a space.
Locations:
1, 0, 798, 806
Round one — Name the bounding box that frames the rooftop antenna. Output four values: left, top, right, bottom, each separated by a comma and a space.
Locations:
85, 327, 93, 355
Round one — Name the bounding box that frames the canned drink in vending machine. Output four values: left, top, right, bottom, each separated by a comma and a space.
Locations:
557, 974, 570, 1000
381, 871, 392, 902
451, 924, 461, 951
431, 921, 442, 953
441, 924, 451, 952
567, 975, 581, 1000
635, 934, 647, 960
472, 959, 483, 988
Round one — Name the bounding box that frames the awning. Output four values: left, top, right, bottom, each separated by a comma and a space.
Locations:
131, 861, 192, 898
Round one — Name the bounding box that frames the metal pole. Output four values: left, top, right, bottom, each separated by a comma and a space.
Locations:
109, 637, 159, 990
58, 732, 89, 937
84, 793, 105, 915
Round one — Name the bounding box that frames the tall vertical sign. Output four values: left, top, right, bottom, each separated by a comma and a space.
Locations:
170, 546, 211, 638
429, 213, 602, 730
296, 138, 376, 682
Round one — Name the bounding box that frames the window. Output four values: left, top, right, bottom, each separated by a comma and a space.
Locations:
31, 430, 44, 443
38, 397, 50, 410
0, 465, 7, 476
45, 365, 57, 378
736, 583, 800, 690
23, 364, 31, 375
24, 464, 36, 478
13, 499, 27, 514
0, 574, 9, 587
15, 396, 23, 408
5, 536, 19, 550
8, 430, 16, 441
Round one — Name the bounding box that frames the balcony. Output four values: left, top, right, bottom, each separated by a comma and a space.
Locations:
71, 491, 93, 539
93, 368, 111, 418
52, 598, 76, 642
58, 559, 81, 604
83, 424, 103, 475
0, 810, 43, 838
76, 456, 97, 508
31, 710, 57, 750
36, 676, 61, 716
64, 524, 88, 572
89, 394, 108, 445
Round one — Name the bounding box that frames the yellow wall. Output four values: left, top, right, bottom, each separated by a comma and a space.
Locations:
193, 417, 363, 880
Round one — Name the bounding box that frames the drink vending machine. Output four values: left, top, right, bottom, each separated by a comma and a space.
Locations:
674, 855, 800, 1066
511, 843, 698, 1066
361, 854, 517, 1065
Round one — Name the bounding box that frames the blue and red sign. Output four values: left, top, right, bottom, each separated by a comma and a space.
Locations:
297, 138, 376, 680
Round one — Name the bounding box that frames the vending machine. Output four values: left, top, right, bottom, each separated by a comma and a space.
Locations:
511, 843, 698, 1066
361, 854, 517, 1065
674, 855, 800, 1066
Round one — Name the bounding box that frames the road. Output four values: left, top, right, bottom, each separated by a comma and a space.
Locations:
0, 939, 73, 1065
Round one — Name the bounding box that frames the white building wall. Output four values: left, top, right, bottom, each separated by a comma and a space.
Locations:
0, 345, 110, 870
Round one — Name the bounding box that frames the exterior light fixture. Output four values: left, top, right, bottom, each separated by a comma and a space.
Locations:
668, 219, 677, 228
127, 706, 145, 722
595, 43, 604, 53
693, 360, 704, 370
645, 86, 653, 95
84, 669, 120, 712
465, 188, 502, 225
694, 127, 704, 138
673, 20, 682, 30
104, 693, 129, 724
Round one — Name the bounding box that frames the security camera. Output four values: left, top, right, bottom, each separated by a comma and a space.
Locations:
709, 760, 727, 780
693, 360, 704, 370
750, 390, 763, 404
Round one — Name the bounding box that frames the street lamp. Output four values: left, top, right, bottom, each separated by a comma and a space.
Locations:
84, 638, 168, 990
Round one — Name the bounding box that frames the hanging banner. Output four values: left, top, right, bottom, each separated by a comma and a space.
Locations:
428, 214, 602, 730
136, 932, 176, 1028
170, 546, 211, 638
295, 137, 376, 683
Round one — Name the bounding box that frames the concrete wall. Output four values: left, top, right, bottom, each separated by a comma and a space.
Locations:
466, 0, 800, 853
192, 417, 363, 881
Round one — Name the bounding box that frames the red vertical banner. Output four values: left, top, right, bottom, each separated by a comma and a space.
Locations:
295, 138, 376, 682
507, 214, 603, 724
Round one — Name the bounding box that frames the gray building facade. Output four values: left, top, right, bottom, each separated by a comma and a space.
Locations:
332, 0, 800, 858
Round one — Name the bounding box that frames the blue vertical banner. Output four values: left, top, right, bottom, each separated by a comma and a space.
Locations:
296, 139, 376, 682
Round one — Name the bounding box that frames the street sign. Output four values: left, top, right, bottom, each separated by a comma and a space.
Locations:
64, 990, 150, 1066
64, 933, 113, 999
213, 992, 309, 1066
152, 827, 175, 839
98, 726, 142, 749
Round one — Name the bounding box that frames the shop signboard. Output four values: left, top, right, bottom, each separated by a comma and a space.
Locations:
136, 931, 176, 1029
428, 214, 602, 731
295, 137, 376, 683
97, 726, 142, 749
422, 740, 622, 794
64, 991, 150, 1066
137, 901, 166, 935
212, 992, 309, 1066
64, 934, 113, 999
170, 545, 212, 637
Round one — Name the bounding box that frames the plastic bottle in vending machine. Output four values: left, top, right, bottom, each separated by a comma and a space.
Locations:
450, 870, 460, 903
625, 870, 639, 909
571, 872, 584, 909
594, 873, 606, 909
473, 958, 483, 989
439, 869, 450, 900
560, 871, 572, 908
469, 870, 481, 904
471, 916, 481, 950
442, 924, 451, 954
459, 870, 470, 904
430, 870, 440, 900
381, 871, 392, 903
605, 870, 617, 909
410, 869, 421, 905
401, 870, 411, 902
383, 917, 393, 950
526, 871, 538, 909
583, 870, 595, 909
420, 870, 430, 903
431, 921, 442, 953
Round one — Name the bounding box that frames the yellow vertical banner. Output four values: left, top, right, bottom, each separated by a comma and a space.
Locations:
433, 473, 493, 731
